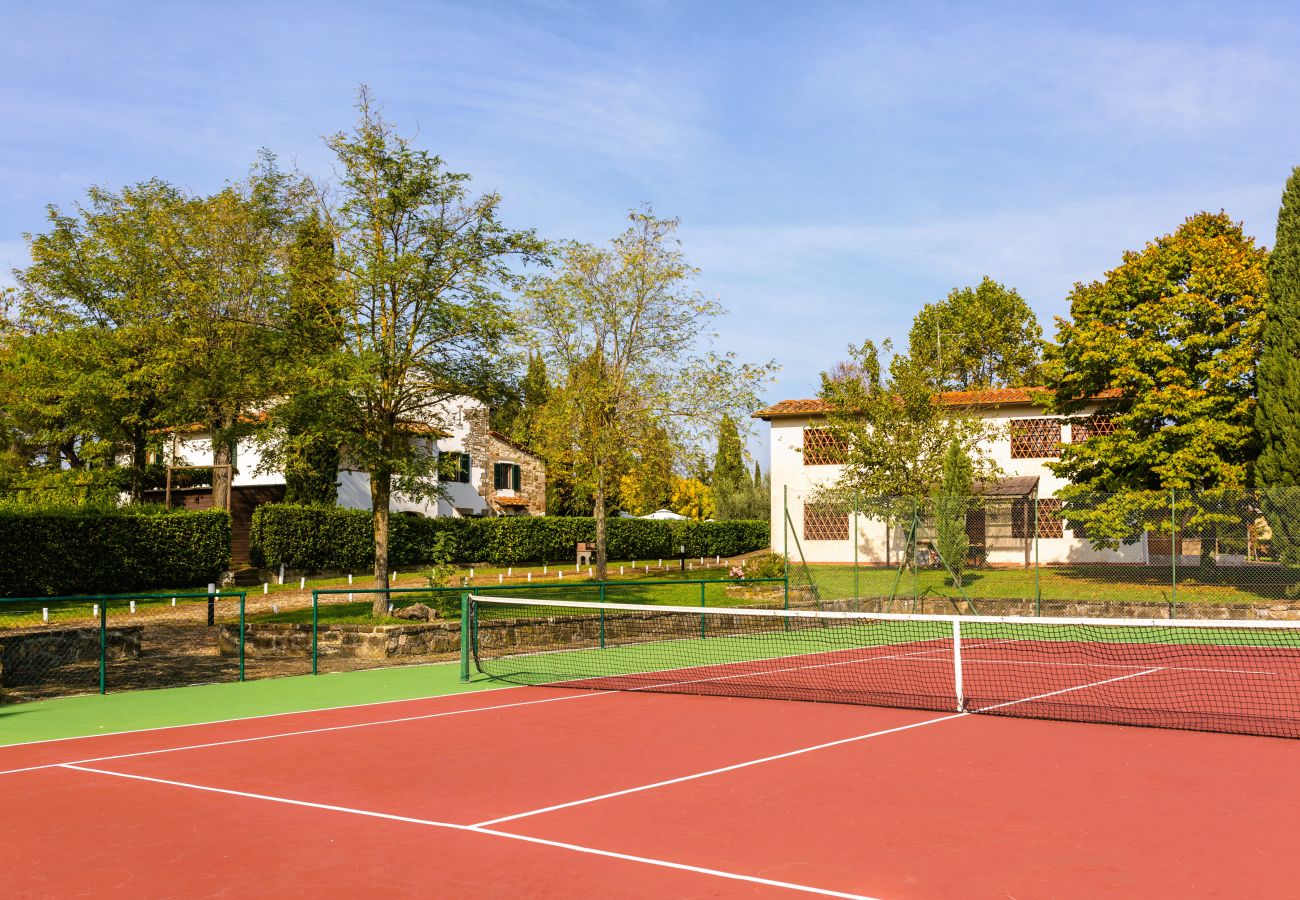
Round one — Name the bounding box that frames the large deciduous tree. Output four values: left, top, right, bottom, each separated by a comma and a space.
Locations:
907, 277, 1044, 390
1257, 167, 1300, 562
1045, 212, 1268, 549
314, 89, 544, 611
523, 210, 775, 578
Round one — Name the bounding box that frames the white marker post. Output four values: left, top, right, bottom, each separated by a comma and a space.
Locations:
507, 567, 512, 577
527, 572, 532, 582
558, 570, 564, 579
129, 600, 136, 614
300, 576, 306, 590
348, 573, 354, 585
171, 597, 177, 606
42, 607, 49, 623
92, 604, 99, 617
278, 564, 285, 585
263, 583, 269, 594
499, 573, 503, 584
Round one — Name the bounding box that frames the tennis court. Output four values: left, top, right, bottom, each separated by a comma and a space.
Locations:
5, 597, 1300, 898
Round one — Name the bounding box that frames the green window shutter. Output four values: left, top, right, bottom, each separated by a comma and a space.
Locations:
512, 464, 521, 492
459, 453, 471, 484
492, 463, 505, 490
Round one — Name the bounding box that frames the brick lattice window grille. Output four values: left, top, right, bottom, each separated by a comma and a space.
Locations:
1009, 419, 1063, 459
1071, 415, 1119, 443
802, 428, 848, 466
1011, 498, 1065, 539
803, 505, 849, 541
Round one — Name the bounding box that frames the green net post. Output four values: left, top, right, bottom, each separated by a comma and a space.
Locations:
459, 593, 470, 682
98, 594, 108, 695
311, 590, 319, 675
1170, 488, 1178, 619
700, 581, 707, 639
238, 592, 246, 682
599, 583, 606, 649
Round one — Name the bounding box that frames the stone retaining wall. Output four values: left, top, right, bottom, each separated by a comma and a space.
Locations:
0, 627, 142, 686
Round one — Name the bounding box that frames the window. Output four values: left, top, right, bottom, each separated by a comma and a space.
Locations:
442, 452, 471, 483
802, 428, 848, 466
1011, 498, 1064, 539
1070, 415, 1118, 443
1009, 419, 1062, 459
803, 505, 849, 541
493, 462, 521, 491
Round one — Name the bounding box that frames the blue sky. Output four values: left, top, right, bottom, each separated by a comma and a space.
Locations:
3, 1, 1299, 463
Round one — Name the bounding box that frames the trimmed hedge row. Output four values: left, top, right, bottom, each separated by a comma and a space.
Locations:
0, 507, 231, 597
249, 504, 770, 570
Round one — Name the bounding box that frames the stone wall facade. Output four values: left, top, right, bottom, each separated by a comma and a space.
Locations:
484, 430, 547, 516
0, 627, 142, 686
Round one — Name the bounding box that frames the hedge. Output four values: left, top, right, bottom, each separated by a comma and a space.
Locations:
249, 504, 770, 570
0, 506, 231, 597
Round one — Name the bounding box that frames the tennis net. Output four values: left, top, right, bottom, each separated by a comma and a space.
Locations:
468, 595, 1300, 739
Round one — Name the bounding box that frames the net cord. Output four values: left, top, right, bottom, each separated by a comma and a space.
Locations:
467, 594, 1300, 631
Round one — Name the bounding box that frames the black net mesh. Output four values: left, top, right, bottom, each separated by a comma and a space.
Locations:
470, 596, 1300, 739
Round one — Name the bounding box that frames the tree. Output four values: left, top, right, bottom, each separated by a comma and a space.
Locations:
712, 414, 766, 520
152, 154, 306, 511
617, 423, 674, 516
13, 180, 190, 502
934, 439, 973, 587
908, 277, 1044, 390
1045, 212, 1268, 549
670, 475, 714, 520
1257, 167, 1300, 562
523, 209, 775, 578
818, 339, 999, 504
313, 89, 544, 612
713, 415, 747, 486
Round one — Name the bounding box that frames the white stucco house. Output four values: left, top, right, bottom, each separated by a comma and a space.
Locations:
149, 396, 546, 562
755, 388, 1149, 566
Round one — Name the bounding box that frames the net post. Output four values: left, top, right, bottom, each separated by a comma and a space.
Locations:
238, 592, 246, 682
952, 619, 965, 713
98, 595, 108, 695
459, 593, 471, 682
599, 583, 606, 649
1170, 488, 1178, 619
782, 486, 790, 628
311, 590, 319, 675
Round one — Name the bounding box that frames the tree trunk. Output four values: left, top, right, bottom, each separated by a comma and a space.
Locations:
211, 416, 234, 512
371, 467, 391, 616
129, 429, 148, 504
594, 477, 608, 581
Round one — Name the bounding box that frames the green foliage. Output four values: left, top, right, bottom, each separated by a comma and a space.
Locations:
522, 209, 777, 576
249, 504, 768, 569
742, 551, 786, 580
818, 339, 999, 505
1258, 168, 1300, 563
714, 465, 770, 520
933, 440, 973, 587
0, 506, 230, 597
1046, 212, 1268, 548
907, 277, 1045, 390
713, 415, 747, 486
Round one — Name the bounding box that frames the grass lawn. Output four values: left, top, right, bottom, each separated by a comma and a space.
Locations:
805, 563, 1300, 607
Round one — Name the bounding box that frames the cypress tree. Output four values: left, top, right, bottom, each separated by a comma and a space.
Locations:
934, 439, 972, 587
1258, 167, 1300, 561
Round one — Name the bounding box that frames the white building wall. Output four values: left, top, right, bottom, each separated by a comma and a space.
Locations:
768, 402, 1147, 566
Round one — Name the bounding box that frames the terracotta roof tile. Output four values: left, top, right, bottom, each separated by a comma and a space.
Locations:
753, 387, 1122, 419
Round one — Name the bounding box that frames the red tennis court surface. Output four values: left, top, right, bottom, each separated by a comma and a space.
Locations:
5, 659, 1300, 898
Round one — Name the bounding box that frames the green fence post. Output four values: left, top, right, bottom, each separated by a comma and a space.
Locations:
599, 583, 606, 649
238, 592, 246, 682
782, 485, 790, 618
1034, 488, 1041, 616
311, 589, 319, 675
1169, 488, 1178, 618
853, 490, 860, 610
98, 595, 108, 695
459, 593, 470, 682
912, 499, 920, 613
700, 580, 707, 639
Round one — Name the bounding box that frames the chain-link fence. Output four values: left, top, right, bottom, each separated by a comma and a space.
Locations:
0, 592, 249, 703
779, 487, 1300, 619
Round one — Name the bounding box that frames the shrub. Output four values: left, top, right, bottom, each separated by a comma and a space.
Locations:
742, 552, 787, 581
0, 505, 231, 597
249, 505, 770, 570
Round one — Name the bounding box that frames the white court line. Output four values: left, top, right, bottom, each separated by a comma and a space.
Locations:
0, 679, 526, 750
471, 667, 1165, 828
0, 690, 613, 778
56, 764, 877, 900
